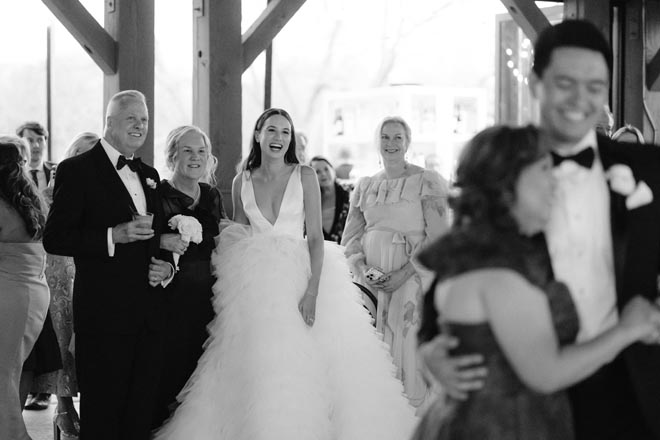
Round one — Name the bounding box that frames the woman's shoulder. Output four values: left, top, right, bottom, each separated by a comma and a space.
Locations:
419, 169, 449, 198
417, 225, 529, 277
198, 183, 228, 219
350, 167, 444, 209
199, 182, 222, 200
444, 268, 533, 300
299, 163, 316, 178
461, 267, 531, 287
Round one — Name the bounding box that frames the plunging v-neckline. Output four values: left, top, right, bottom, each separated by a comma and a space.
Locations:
251, 166, 297, 227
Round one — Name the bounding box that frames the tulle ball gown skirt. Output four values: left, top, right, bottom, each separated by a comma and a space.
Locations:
153, 225, 416, 440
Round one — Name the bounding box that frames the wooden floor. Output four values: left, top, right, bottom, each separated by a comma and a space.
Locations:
24, 396, 80, 440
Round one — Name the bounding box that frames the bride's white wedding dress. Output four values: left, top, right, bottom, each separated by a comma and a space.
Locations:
153, 165, 416, 440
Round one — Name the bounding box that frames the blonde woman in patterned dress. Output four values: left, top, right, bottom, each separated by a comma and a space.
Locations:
37, 132, 98, 439
342, 116, 450, 412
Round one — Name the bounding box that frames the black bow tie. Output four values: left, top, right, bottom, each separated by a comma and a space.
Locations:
116, 155, 142, 172
551, 148, 595, 169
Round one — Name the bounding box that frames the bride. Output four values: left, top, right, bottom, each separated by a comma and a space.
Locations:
153, 108, 416, 440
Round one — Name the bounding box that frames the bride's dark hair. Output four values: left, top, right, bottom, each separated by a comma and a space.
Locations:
245, 108, 299, 171
0, 137, 47, 239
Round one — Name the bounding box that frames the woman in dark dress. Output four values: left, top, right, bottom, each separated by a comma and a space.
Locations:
153, 125, 227, 427
412, 125, 660, 440
309, 156, 351, 244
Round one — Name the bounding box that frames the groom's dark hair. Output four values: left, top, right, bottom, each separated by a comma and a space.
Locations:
532, 19, 613, 78
245, 108, 299, 172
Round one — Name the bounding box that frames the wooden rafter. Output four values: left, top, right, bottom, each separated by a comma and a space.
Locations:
242, 0, 307, 72
41, 0, 116, 74
499, 0, 551, 42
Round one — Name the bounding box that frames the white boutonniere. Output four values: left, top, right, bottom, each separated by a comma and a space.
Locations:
145, 177, 157, 189
168, 214, 203, 269
606, 164, 654, 210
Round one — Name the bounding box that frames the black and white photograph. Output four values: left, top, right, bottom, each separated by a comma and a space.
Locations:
2, 1, 660, 439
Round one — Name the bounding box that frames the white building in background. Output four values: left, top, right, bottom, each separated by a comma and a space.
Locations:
321, 85, 488, 182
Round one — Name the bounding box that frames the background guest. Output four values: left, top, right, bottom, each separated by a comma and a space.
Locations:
17, 121, 61, 412
0, 136, 50, 440
341, 115, 450, 411
37, 132, 99, 439
17, 121, 55, 192
153, 125, 227, 427
309, 156, 351, 244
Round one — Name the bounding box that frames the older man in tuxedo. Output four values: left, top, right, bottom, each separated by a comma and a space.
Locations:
420, 20, 660, 440
44, 90, 173, 440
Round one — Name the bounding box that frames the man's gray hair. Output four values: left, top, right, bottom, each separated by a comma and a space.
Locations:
105, 90, 147, 116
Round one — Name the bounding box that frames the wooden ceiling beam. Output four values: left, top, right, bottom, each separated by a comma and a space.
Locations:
41, 0, 116, 74
242, 0, 307, 72
499, 0, 551, 42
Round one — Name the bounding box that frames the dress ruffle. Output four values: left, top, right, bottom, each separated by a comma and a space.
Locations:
352, 170, 448, 210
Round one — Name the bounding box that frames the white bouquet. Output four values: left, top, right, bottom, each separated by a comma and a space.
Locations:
168, 214, 203, 269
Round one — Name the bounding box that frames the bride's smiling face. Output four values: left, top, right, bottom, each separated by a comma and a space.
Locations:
256, 115, 292, 160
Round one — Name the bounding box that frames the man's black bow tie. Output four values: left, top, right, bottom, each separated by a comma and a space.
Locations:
551, 148, 595, 169
116, 155, 142, 172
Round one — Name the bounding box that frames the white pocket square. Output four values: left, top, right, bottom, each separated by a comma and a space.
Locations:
625, 181, 653, 210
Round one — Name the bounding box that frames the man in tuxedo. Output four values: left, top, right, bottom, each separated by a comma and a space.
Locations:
17, 121, 56, 192
421, 20, 660, 439
43, 90, 174, 440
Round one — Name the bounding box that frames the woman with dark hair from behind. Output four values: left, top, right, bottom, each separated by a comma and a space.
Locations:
0, 136, 50, 440
309, 156, 351, 244
412, 125, 660, 439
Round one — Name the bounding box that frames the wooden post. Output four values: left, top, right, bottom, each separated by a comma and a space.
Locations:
498, 0, 551, 42
104, 0, 155, 165
193, 0, 243, 214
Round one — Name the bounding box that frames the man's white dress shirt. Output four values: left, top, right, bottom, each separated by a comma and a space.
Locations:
545, 130, 619, 342
101, 138, 147, 257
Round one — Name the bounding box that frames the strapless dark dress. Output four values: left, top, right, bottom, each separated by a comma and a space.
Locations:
415, 225, 580, 440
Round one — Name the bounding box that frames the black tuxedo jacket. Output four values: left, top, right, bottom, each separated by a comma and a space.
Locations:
43, 161, 55, 184
579, 135, 660, 436
43, 141, 166, 334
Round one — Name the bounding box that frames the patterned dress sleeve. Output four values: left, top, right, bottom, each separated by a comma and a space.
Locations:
420, 170, 450, 246
340, 177, 368, 276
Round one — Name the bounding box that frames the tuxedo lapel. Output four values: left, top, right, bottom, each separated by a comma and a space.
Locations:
90, 142, 139, 216
137, 171, 157, 216
598, 136, 629, 299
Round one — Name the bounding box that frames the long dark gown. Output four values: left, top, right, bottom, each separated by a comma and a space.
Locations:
415, 226, 580, 440
153, 181, 226, 427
